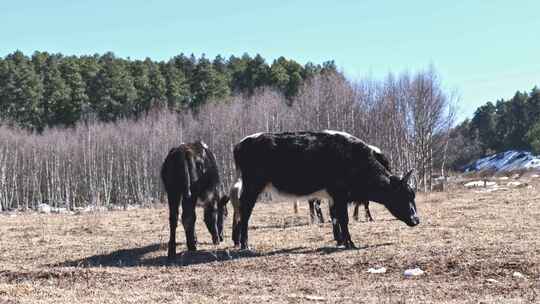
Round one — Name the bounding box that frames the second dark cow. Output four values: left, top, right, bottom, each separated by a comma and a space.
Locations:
161, 142, 228, 260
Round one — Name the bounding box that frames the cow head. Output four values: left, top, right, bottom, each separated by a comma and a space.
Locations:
384, 170, 419, 227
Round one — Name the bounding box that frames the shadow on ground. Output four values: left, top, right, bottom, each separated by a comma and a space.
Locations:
55, 241, 393, 268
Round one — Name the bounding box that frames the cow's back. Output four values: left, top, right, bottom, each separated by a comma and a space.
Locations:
233, 131, 377, 195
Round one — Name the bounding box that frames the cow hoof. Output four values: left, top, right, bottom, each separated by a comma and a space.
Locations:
345, 242, 357, 249
240, 243, 250, 250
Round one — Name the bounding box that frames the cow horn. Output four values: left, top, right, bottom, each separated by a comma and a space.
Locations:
402, 169, 414, 184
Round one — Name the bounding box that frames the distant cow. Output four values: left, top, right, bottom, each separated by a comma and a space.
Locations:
161, 142, 228, 260
232, 130, 419, 249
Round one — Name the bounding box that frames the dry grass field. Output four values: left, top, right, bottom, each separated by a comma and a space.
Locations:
1, 177, 539, 303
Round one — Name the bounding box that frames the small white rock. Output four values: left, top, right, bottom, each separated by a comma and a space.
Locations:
367, 267, 387, 274
404, 267, 424, 277
38, 203, 51, 214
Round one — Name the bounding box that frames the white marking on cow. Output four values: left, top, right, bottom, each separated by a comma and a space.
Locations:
323, 130, 382, 154
240, 132, 264, 142
367, 144, 381, 154
323, 130, 359, 141
200, 141, 208, 149
262, 183, 331, 202
233, 179, 243, 193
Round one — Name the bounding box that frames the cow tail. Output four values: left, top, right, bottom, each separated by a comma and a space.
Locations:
181, 149, 192, 198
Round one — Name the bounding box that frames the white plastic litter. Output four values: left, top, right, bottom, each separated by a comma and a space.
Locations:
404, 267, 424, 277
485, 278, 499, 284
513, 272, 526, 279
367, 267, 387, 274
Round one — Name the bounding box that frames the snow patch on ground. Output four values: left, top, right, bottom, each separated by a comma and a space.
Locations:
463, 150, 540, 173
464, 181, 497, 188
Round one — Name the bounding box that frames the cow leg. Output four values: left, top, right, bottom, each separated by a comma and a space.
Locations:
335, 200, 356, 249
315, 200, 324, 223
204, 203, 220, 245
231, 194, 241, 247
217, 197, 228, 242
238, 182, 264, 250
308, 199, 317, 224
353, 201, 360, 221
167, 192, 181, 260
181, 195, 197, 251
364, 201, 374, 222
328, 200, 343, 245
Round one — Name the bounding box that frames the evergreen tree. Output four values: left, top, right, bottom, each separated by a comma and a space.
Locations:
471, 102, 497, 153
190, 57, 229, 107
90, 53, 137, 121
161, 61, 190, 111
0, 51, 44, 129
59, 58, 88, 125
43, 56, 71, 127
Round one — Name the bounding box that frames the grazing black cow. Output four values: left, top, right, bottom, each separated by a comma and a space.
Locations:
232, 130, 419, 249
161, 142, 228, 260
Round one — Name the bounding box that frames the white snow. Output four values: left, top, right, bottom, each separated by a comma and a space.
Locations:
404, 267, 424, 277
464, 181, 496, 188
464, 150, 540, 173
38, 203, 51, 214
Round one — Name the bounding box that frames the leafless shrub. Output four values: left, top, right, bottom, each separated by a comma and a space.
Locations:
0, 69, 455, 210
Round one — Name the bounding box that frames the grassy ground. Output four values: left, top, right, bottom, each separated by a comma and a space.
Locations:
1, 177, 539, 303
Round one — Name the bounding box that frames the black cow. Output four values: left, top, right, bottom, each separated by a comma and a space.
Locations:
161, 142, 228, 260
232, 130, 419, 249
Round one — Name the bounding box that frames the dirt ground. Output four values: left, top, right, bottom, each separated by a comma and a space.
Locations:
1, 177, 539, 303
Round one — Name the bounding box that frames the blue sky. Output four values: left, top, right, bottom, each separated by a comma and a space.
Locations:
1, 0, 538, 121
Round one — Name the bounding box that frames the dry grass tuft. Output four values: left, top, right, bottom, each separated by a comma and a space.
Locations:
1, 179, 539, 303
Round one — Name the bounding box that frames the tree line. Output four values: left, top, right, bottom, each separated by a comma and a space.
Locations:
0, 68, 455, 211
0, 51, 337, 131
446, 87, 540, 170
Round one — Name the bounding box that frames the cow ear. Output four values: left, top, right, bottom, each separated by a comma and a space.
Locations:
402, 169, 414, 184
389, 175, 401, 186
